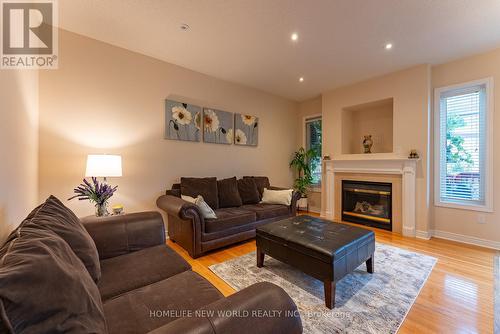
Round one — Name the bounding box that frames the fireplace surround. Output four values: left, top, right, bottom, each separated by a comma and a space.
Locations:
323, 155, 417, 236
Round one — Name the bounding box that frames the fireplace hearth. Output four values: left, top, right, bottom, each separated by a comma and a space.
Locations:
342, 180, 392, 231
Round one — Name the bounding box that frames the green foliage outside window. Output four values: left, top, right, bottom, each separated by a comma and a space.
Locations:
446, 114, 473, 173
308, 120, 322, 184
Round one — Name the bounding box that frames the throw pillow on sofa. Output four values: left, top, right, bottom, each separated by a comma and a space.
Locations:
243, 176, 270, 199
237, 178, 261, 204
217, 177, 243, 208
0, 225, 107, 333
181, 177, 219, 209
181, 195, 217, 219
260, 188, 294, 206
18, 195, 101, 282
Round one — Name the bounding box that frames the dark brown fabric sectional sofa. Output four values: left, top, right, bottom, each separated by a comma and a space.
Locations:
0, 196, 302, 334
157, 176, 301, 258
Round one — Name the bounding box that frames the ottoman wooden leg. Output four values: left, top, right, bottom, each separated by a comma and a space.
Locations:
366, 254, 374, 273
256, 246, 265, 268
324, 280, 336, 309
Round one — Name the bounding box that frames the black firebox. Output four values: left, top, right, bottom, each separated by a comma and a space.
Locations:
342, 180, 392, 231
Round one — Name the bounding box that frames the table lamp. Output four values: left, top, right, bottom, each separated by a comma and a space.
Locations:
85, 154, 122, 182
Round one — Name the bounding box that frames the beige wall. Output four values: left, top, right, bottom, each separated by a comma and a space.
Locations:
321, 65, 432, 233
432, 48, 500, 243
39, 30, 298, 217
0, 70, 39, 242
297, 96, 322, 212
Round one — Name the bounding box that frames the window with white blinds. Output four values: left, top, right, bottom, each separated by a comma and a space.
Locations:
305, 116, 322, 185
434, 78, 493, 211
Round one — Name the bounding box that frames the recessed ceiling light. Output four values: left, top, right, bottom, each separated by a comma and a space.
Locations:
291, 33, 299, 41
385, 43, 393, 50
180, 23, 190, 31
299, 77, 304, 82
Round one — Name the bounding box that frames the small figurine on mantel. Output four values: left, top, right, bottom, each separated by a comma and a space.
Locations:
408, 149, 419, 159
362, 135, 373, 153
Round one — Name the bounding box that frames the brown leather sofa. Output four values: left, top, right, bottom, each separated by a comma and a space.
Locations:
0, 196, 302, 334
157, 176, 301, 258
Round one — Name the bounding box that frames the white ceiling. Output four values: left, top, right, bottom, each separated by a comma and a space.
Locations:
59, 0, 500, 101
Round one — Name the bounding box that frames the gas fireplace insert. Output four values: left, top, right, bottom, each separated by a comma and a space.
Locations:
342, 180, 392, 231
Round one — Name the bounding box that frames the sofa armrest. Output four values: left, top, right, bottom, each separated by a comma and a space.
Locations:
268, 186, 301, 215
81, 211, 165, 260
156, 195, 202, 221
149, 282, 302, 334
290, 191, 301, 215
156, 195, 205, 257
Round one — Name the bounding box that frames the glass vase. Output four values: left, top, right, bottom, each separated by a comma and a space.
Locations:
95, 202, 109, 217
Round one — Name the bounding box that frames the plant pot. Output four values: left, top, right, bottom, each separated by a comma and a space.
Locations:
297, 197, 308, 211
95, 202, 109, 217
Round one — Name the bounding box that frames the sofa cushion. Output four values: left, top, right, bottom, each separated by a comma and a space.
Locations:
20, 195, 101, 282
181, 177, 219, 209
103, 271, 223, 334
217, 177, 243, 208
244, 176, 270, 198
0, 226, 107, 333
205, 207, 257, 233
166, 184, 181, 197
261, 188, 294, 206
98, 245, 191, 301
166, 189, 181, 197
241, 204, 290, 220
237, 178, 260, 204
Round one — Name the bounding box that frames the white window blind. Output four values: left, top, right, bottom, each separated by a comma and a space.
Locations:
305, 116, 322, 185
435, 79, 492, 211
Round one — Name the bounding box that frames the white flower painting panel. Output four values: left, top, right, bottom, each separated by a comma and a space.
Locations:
165, 100, 201, 142
234, 114, 258, 146
203, 108, 233, 145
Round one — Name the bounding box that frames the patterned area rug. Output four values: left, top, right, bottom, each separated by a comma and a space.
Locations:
209, 242, 436, 334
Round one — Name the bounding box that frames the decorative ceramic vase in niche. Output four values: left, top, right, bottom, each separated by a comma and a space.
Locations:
363, 135, 373, 153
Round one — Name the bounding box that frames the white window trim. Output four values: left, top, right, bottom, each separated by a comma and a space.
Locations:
433, 77, 494, 212
303, 114, 322, 191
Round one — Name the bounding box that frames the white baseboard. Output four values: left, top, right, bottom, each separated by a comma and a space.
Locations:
402, 226, 416, 237
431, 229, 500, 250
415, 230, 432, 240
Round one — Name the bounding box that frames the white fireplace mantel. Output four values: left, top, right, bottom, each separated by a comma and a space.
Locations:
323, 155, 418, 236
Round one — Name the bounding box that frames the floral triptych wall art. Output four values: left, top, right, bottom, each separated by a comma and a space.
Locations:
165, 100, 201, 142
164, 99, 258, 146
203, 108, 233, 145
234, 113, 258, 146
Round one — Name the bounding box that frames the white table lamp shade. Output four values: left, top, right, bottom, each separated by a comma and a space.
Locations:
85, 155, 122, 177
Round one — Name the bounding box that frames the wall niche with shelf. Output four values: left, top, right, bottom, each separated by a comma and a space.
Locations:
341, 98, 394, 154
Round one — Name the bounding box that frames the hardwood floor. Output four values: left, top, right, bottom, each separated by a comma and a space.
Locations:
167, 213, 496, 333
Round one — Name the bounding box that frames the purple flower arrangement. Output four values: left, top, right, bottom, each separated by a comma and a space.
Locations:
69, 177, 117, 216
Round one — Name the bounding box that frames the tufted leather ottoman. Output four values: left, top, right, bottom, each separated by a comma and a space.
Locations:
256, 215, 375, 309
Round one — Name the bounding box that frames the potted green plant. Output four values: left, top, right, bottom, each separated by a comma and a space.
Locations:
289, 147, 317, 210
